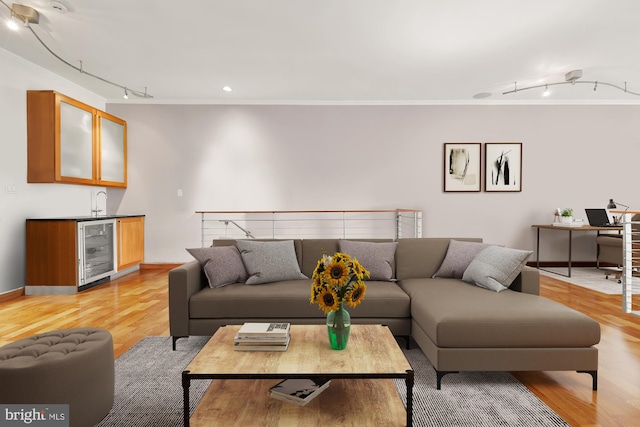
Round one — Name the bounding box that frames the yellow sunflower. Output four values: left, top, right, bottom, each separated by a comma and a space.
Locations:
350, 258, 369, 281
309, 277, 323, 303
322, 259, 350, 287
311, 257, 327, 279
345, 282, 367, 308
317, 288, 340, 314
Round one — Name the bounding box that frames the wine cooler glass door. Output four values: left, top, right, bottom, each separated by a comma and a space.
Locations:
78, 219, 116, 287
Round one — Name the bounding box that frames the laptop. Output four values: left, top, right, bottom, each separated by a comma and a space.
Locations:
585, 208, 618, 227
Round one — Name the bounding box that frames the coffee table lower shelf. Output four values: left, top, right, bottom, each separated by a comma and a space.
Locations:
189, 377, 407, 426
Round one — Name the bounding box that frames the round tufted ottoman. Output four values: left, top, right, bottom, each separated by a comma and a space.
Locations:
0, 327, 114, 427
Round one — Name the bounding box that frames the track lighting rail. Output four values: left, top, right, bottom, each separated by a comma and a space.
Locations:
1, 0, 152, 99
503, 70, 640, 97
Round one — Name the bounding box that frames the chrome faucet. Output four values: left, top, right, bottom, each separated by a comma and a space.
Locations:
92, 191, 107, 217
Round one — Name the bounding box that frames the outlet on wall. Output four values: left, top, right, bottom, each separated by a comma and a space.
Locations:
4, 184, 16, 194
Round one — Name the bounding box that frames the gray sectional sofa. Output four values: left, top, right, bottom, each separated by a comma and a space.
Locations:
168, 237, 600, 390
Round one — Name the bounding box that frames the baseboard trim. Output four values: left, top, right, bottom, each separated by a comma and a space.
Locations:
25, 286, 77, 295
526, 261, 599, 268
140, 263, 182, 271
0, 287, 25, 302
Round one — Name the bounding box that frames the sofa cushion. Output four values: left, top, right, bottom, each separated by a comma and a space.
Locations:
399, 278, 601, 348
213, 239, 304, 268
339, 240, 398, 281
462, 246, 533, 292
189, 279, 411, 319
395, 238, 483, 280
300, 239, 341, 278
186, 246, 247, 288
300, 239, 394, 278
432, 239, 491, 279
235, 240, 308, 285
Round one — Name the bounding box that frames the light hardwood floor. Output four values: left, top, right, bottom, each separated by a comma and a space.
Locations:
0, 267, 639, 426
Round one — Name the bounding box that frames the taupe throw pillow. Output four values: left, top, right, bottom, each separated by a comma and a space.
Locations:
462, 246, 533, 292
433, 239, 490, 279
338, 240, 398, 281
186, 246, 248, 288
235, 240, 307, 285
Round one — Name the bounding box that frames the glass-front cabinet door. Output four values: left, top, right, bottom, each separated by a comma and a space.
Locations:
58, 99, 95, 183
98, 112, 127, 187
27, 90, 128, 188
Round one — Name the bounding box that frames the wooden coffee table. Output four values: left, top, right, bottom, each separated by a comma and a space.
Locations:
182, 324, 414, 426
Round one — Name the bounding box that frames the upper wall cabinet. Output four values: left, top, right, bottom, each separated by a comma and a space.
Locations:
27, 90, 128, 188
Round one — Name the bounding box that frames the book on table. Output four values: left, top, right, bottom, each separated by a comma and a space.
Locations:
234, 335, 291, 352
235, 322, 290, 338
234, 323, 291, 351
269, 378, 331, 406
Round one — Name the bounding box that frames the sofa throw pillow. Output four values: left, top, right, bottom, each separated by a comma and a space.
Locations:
462, 246, 533, 292
338, 240, 398, 281
186, 246, 248, 288
235, 240, 307, 285
432, 239, 491, 279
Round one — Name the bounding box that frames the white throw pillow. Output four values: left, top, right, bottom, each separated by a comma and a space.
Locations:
186, 246, 248, 288
235, 240, 307, 285
338, 240, 398, 281
462, 246, 533, 292
432, 239, 491, 279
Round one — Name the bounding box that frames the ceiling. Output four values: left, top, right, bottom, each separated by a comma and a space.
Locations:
1, 0, 640, 104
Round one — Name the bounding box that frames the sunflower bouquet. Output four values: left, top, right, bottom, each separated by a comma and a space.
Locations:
310, 252, 370, 314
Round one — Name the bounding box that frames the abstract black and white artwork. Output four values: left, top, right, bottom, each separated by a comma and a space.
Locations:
443, 143, 481, 192
484, 143, 522, 192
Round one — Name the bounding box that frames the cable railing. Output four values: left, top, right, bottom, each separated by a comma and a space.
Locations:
196, 209, 422, 247
618, 210, 640, 317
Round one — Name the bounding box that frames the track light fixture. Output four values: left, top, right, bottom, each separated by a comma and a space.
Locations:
542, 84, 550, 97
0, 1, 153, 98
503, 70, 640, 97
6, 12, 18, 29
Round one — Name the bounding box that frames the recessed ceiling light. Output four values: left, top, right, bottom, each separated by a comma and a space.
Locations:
222, 86, 232, 92
51, 1, 68, 14
472, 92, 491, 99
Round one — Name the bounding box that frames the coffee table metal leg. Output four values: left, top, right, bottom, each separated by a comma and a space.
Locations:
182, 371, 190, 426
406, 370, 414, 427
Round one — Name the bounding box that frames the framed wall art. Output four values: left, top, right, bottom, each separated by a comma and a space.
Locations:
443, 143, 481, 192
484, 143, 522, 192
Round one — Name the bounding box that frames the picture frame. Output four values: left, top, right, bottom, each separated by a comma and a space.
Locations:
484, 143, 522, 192
443, 143, 481, 192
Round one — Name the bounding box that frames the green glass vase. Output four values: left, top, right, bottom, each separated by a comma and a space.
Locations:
326, 304, 351, 350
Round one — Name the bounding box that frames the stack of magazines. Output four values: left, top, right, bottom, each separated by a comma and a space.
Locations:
234, 322, 291, 351
269, 378, 331, 406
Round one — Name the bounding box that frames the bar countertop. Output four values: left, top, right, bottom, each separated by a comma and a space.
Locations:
26, 214, 145, 222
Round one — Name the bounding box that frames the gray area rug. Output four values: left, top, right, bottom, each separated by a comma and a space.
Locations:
97, 336, 568, 426
540, 266, 640, 294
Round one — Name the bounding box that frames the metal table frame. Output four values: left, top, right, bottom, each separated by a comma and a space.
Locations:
532, 224, 621, 278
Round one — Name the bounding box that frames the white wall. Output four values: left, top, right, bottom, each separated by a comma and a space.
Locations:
0, 48, 106, 295
2, 45, 639, 295
106, 103, 640, 265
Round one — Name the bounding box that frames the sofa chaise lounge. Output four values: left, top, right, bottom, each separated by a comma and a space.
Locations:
168, 238, 600, 390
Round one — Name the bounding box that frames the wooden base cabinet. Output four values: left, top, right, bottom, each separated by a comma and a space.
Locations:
117, 217, 145, 270
26, 221, 78, 289
26, 216, 144, 294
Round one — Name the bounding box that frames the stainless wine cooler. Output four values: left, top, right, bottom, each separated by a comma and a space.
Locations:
77, 219, 116, 288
